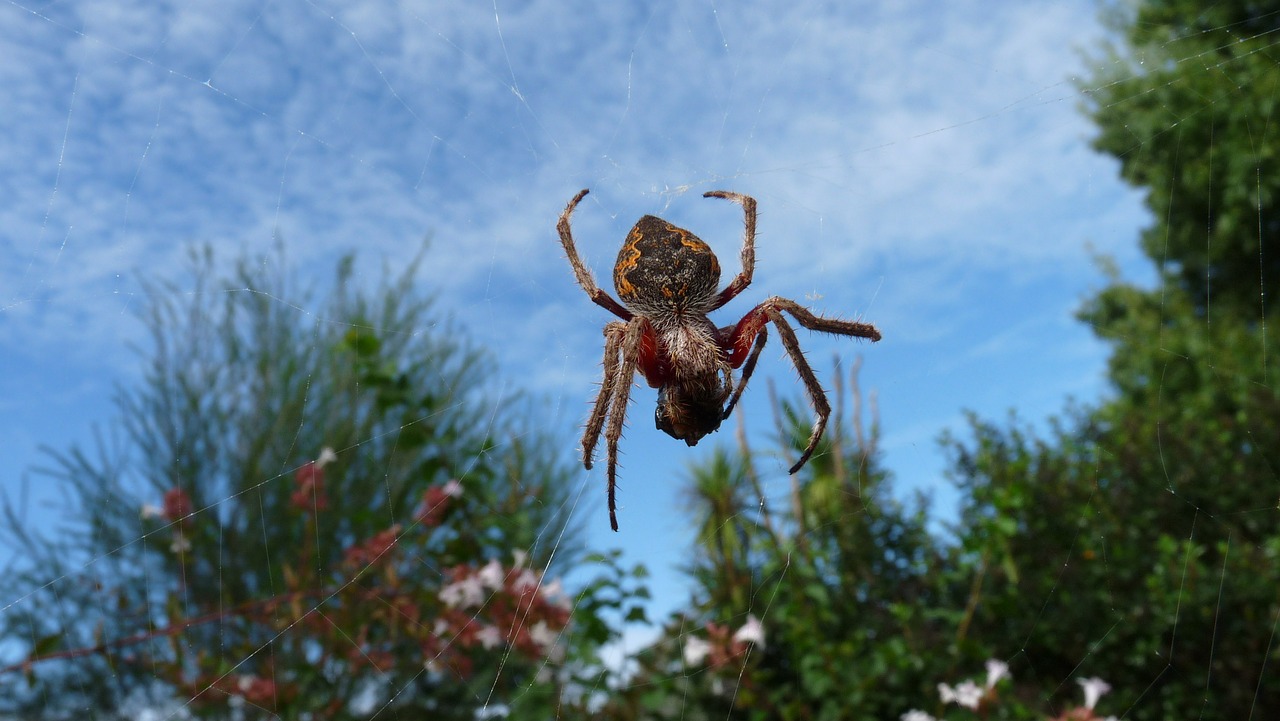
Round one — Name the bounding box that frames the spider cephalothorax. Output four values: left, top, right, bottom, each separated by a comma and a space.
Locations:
557, 188, 881, 531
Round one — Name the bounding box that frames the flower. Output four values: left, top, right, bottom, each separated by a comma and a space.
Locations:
732, 614, 766, 649
938, 680, 984, 709
683, 636, 712, 666
985, 658, 1011, 688
415, 480, 463, 526
315, 447, 338, 468
900, 711, 938, 721
1077, 677, 1111, 710
169, 531, 192, 554
290, 460, 328, 512
511, 567, 540, 594
234, 674, 277, 705
528, 620, 558, 652
475, 625, 504, 650
342, 525, 401, 568
163, 487, 193, 523
540, 577, 569, 607
477, 559, 505, 590
440, 573, 486, 609
140, 503, 164, 519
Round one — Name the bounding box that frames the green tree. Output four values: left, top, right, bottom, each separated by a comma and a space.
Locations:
940, 2, 1280, 719
0, 245, 636, 719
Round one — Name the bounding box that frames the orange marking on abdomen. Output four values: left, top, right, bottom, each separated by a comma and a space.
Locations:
614, 229, 643, 297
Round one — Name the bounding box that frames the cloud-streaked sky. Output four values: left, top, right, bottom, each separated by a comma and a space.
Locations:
3, 0, 1150, 622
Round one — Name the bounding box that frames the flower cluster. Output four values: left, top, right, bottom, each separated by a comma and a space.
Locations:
425, 551, 572, 677
290, 447, 337, 513
343, 524, 402, 569
141, 487, 195, 554
414, 478, 464, 527
901, 662, 1115, 721
682, 614, 766, 670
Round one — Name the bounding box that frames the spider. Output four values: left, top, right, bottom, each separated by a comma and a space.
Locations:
557, 188, 881, 531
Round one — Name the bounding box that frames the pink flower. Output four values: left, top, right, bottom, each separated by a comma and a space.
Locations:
343, 525, 402, 568
415, 480, 463, 526
163, 488, 193, 524
291, 461, 328, 512
235, 674, 277, 705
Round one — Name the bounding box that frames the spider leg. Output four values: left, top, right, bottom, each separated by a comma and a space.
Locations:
729, 296, 880, 472
704, 190, 757, 311
766, 296, 882, 342
763, 307, 832, 473
581, 322, 627, 469
602, 319, 647, 531
557, 189, 634, 320
720, 325, 767, 420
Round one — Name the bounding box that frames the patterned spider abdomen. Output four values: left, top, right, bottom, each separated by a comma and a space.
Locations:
613, 215, 721, 318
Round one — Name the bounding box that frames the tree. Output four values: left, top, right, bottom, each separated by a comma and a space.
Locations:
939, 2, 1280, 719
0, 245, 635, 719
1087, 0, 1280, 319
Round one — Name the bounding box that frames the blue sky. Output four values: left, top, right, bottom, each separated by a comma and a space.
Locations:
3, 0, 1151, 642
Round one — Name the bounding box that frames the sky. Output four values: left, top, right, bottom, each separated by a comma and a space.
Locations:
1, 0, 1153, 651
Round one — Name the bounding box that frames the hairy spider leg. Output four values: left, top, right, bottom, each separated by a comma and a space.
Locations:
557, 188, 633, 321
725, 296, 881, 473
719, 324, 768, 421
581, 321, 627, 469
601, 319, 649, 531
703, 190, 758, 311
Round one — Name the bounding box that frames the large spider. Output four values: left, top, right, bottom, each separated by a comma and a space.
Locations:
557, 188, 881, 531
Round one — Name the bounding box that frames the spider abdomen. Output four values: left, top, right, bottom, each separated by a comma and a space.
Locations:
613, 215, 721, 316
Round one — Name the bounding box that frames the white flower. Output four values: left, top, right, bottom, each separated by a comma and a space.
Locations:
1078, 677, 1111, 710
512, 568, 539, 594
683, 636, 712, 666
439, 574, 485, 609
140, 504, 164, 520
169, 532, 192, 554
900, 711, 937, 721
732, 614, 766, 649
442, 478, 463, 497
475, 625, 504, 649
938, 680, 983, 709
316, 447, 338, 468
985, 658, 1010, 688
540, 577, 572, 610
528, 620, 558, 651
511, 548, 528, 568
477, 559, 506, 590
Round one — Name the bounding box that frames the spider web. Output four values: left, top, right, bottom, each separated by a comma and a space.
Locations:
2, 0, 1275, 718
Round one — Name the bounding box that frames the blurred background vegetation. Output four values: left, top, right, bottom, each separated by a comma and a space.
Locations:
3, 0, 1279, 718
